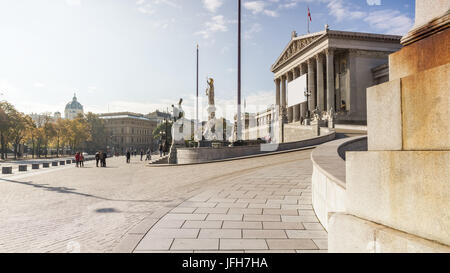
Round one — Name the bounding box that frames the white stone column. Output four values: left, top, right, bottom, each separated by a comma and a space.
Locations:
316, 54, 325, 111
299, 63, 305, 76
288, 107, 293, 123
326, 48, 335, 111
281, 75, 287, 110
275, 78, 281, 108
307, 59, 316, 112
294, 67, 300, 79
293, 104, 300, 122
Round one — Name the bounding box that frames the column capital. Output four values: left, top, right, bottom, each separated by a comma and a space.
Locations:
325, 47, 336, 55
274, 78, 281, 83
315, 53, 325, 61
307, 58, 315, 65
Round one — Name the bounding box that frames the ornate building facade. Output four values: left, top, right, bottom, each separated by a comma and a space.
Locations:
99, 112, 157, 153
271, 26, 402, 125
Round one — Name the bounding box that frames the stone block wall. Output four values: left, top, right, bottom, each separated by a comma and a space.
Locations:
328, 1, 450, 253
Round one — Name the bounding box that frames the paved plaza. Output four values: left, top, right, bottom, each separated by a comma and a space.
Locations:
0, 149, 326, 253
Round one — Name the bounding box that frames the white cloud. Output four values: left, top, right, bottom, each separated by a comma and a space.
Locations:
136, 0, 181, 15
245, 1, 266, 14
245, 23, 262, 39
202, 0, 223, 13
244, 1, 279, 17
366, 0, 381, 6
195, 15, 229, 39
364, 10, 413, 35
327, 0, 366, 22
34, 82, 45, 88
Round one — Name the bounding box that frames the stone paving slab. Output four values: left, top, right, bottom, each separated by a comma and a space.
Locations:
133, 155, 328, 253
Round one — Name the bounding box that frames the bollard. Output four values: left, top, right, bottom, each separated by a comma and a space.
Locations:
43, 162, 50, 168
2, 166, 12, 174
32, 164, 39, 169
59, 161, 65, 166
52, 162, 58, 167
19, 165, 27, 172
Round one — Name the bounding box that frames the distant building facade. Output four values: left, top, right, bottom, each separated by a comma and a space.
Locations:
99, 112, 157, 153
145, 110, 172, 125
271, 27, 402, 125
29, 112, 61, 125
65, 94, 84, 120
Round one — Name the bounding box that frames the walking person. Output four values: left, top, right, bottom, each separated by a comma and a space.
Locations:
159, 143, 163, 157
126, 150, 131, 164
95, 151, 100, 167
80, 152, 84, 167
145, 148, 151, 161
140, 149, 144, 161
75, 152, 80, 167
102, 151, 107, 167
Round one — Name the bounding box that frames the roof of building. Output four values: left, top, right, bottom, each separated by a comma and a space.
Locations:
65, 94, 83, 111
146, 110, 172, 119
99, 112, 152, 121
271, 27, 402, 73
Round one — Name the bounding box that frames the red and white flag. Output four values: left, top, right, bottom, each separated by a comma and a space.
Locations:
308, 6, 312, 22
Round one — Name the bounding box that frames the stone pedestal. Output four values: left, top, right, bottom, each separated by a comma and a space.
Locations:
43, 162, 50, 168
328, 1, 450, 253
52, 162, 58, 166
32, 164, 39, 169
328, 118, 334, 129
19, 165, 27, 172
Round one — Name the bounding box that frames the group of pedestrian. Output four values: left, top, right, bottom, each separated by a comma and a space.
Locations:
75, 152, 84, 167
95, 151, 107, 167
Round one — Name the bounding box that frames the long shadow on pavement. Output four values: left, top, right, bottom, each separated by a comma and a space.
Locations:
0, 178, 173, 203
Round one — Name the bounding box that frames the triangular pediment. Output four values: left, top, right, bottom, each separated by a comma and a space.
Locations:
271, 32, 325, 72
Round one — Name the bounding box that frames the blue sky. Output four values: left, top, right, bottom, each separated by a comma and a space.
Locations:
0, 0, 414, 119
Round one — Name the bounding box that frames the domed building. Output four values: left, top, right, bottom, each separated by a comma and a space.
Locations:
65, 93, 84, 120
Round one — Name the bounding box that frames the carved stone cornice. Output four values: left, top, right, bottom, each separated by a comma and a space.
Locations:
347, 49, 392, 58
401, 9, 450, 46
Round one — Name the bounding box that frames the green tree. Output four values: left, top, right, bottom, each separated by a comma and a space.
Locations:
152, 121, 172, 145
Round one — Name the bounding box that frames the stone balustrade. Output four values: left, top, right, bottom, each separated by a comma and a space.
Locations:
177, 130, 336, 164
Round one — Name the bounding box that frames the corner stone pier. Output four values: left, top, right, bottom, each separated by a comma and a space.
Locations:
328, 0, 450, 253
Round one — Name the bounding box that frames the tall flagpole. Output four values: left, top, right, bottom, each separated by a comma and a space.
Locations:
236, 0, 242, 141
196, 44, 199, 144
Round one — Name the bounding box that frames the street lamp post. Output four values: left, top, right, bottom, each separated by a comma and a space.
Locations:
304, 87, 311, 119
